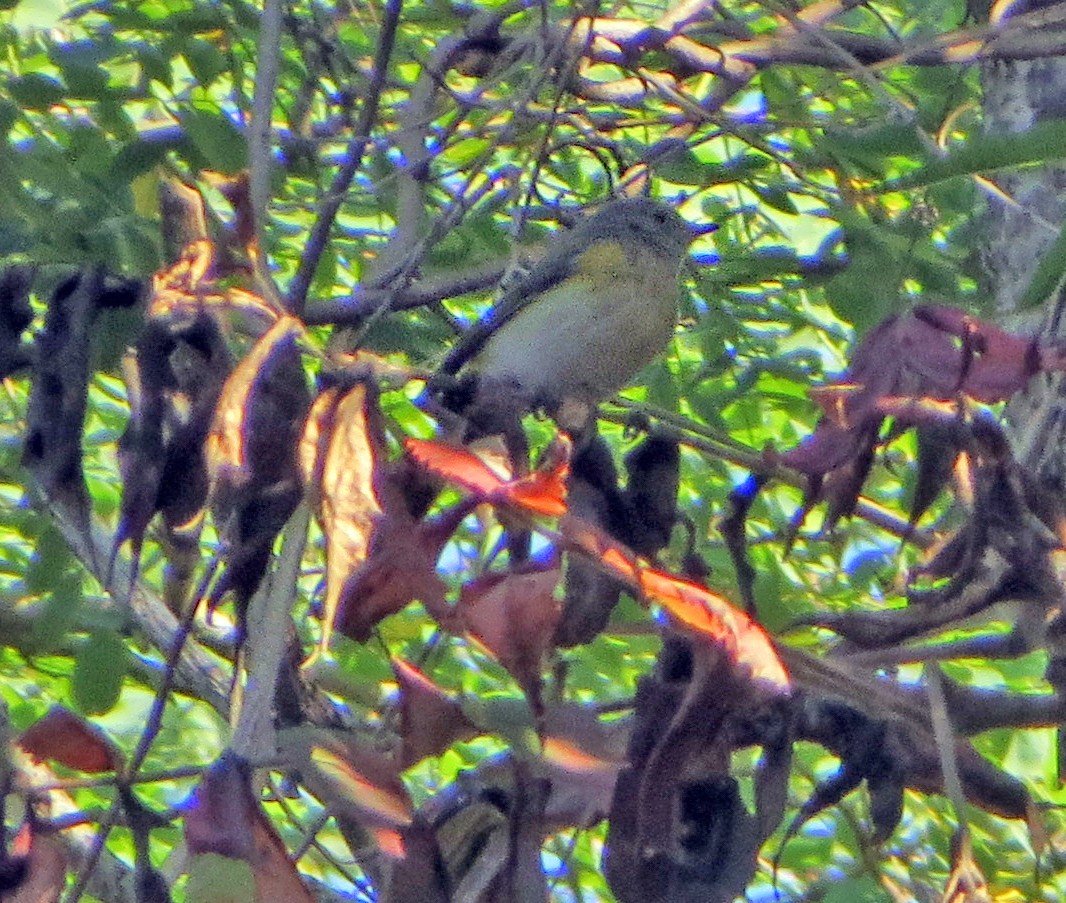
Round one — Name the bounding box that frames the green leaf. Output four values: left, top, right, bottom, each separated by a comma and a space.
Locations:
657, 146, 770, 187
827, 122, 931, 169
179, 108, 247, 173
7, 73, 65, 109
1016, 217, 1066, 310
0, 99, 16, 137
442, 136, 490, 168
882, 117, 1066, 191
111, 136, 175, 182
821, 874, 889, 903
461, 694, 538, 757
133, 42, 172, 87
184, 38, 227, 88
755, 184, 798, 215
185, 854, 256, 903
72, 630, 127, 715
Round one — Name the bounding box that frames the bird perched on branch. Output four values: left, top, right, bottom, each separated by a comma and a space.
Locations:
438, 196, 695, 429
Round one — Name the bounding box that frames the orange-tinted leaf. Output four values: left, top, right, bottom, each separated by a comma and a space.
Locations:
18, 707, 122, 774
405, 437, 504, 499
459, 562, 562, 708
505, 435, 570, 516
405, 435, 569, 518
559, 513, 641, 589
393, 658, 478, 768
308, 746, 413, 831
147, 239, 222, 319
299, 378, 387, 661
183, 753, 314, 902
639, 570, 790, 692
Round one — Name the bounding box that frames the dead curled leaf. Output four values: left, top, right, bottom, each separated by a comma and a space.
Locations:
779, 305, 1066, 516
400, 434, 787, 693
298, 377, 386, 660
392, 658, 478, 768
23, 272, 106, 528
204, 315, 310, 628
113, 312, 231, 582
18, 707, 122, 775
458, 561, 563, 710
183, 752, 314, 902
333, 470, 466, 642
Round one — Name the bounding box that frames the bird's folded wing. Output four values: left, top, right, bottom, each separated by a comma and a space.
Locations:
439, 240, 580, 375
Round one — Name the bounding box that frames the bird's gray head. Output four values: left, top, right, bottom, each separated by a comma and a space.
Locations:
584, 197, 694, 261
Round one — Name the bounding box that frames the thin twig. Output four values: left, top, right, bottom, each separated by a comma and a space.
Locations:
249, 0, 285, 266
287, 0, 403, 314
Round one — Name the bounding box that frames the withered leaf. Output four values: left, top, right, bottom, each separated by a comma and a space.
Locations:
0, 264, 34, 378
281, 728, 413, 860
335, 458, 470, 642
183, 752, 314, 902
112, 313, 230, 587
459, 561, 562, 711
299, 377, 386, 662
393, 658, 478, 768
18, 706, 123, 774
910, 421, 964, 527
618, 432, 679, 557
23, 271, 105, 529
204, 315, 310, 630
159, 177, 208, 261
556, 438, 627, 648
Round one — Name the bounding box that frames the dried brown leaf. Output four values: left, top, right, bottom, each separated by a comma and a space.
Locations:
299, 378, 386, 661
334, 491, 462, 641
393, 658, 478, 768
204, 315, 310, 627
18, 707, 122, 774
23, 272, 105, 527
183, 753, 314, 902
459, 562, 562, 710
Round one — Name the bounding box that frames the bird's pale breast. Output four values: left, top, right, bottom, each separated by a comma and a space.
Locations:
472, 243, 678, 405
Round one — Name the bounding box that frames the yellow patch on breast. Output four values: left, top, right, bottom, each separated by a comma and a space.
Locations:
572, 240, 630, 290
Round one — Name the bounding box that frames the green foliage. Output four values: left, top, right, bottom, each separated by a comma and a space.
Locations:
2, 0, 1066, 900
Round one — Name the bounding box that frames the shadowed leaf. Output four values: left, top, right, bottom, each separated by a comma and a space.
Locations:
393, 658, 479, 768
18, 707, 123, 774
183, 753, 314, 902
459, 561, 563, 710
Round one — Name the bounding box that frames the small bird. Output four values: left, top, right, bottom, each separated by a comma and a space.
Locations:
439, 196, 694, 418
